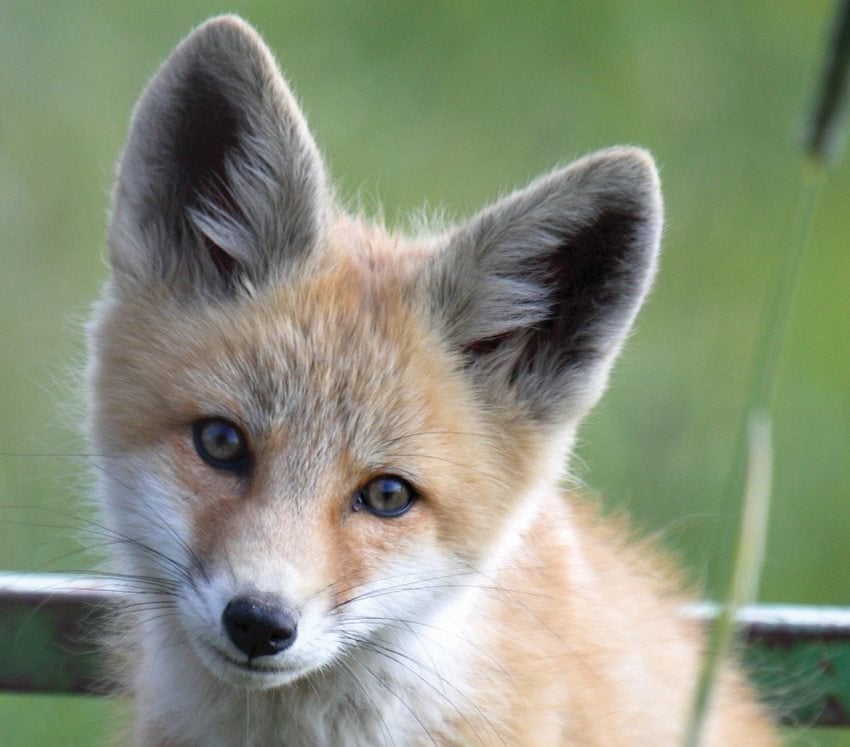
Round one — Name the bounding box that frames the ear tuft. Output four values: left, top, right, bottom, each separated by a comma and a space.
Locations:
423, 147, 662, 425
108, 15, 330, 296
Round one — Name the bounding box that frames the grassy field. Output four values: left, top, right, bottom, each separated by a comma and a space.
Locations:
2, 1, 849, 744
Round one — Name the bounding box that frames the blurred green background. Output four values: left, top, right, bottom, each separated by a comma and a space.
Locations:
1, 1, 848, 744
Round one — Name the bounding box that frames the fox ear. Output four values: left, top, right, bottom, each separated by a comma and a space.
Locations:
108, 15, 329, 295
424, 148, 662, 425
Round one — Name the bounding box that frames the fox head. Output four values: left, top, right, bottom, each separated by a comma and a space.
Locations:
88, 16, 661, 690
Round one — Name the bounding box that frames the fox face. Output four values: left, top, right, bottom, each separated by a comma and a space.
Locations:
93, 262, 540, 691
88, 15, 675, 744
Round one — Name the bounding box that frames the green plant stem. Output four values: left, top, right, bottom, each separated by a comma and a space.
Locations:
684, 0, 850, 726
684, 159, 825, 747
751, 163, 826, 414
684, 413, 773, 747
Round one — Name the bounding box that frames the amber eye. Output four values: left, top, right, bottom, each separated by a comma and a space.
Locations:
193, 418, 249, 472
355, 475, 417, 518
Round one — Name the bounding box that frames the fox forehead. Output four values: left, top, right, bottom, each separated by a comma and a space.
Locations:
93, 220, 472, 463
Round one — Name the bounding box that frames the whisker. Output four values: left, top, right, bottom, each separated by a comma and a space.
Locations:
327, 566, 515, 609
347, 648, 437, 747
337, 613, 515, 683
336, 656, 396, 747
333, 572, 554, 612
343, 631, 506, 746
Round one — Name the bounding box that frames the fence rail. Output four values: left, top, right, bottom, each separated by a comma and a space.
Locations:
2, 573, 850, 727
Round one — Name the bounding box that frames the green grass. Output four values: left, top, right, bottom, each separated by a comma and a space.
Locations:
2, 2, 849, 744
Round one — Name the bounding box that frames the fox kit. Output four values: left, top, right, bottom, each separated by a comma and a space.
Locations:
87, 15, 776, 746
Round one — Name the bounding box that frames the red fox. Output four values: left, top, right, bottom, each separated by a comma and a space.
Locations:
87, 15, 777, 746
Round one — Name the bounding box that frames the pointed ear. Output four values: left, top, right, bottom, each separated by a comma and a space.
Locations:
423, 147, 662, 425
108, 15, 330, 296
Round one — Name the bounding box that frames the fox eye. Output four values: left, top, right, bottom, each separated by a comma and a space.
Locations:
193, 418, 249, 471
355, 476, 417, 518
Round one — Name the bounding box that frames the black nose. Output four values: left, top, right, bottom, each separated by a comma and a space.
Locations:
222, 595, 298, 658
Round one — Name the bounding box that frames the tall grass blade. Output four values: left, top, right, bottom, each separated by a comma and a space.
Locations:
804, 0, 850, 167
684, 415, 773, 747
684, 2, 850, 743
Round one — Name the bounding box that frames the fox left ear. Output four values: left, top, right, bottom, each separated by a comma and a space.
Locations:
422, 147, 662, 425
107, 16, 330, 296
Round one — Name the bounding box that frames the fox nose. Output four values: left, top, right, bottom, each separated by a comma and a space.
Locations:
222, 595, 298, 658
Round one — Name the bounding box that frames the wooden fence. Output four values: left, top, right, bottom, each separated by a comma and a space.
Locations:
2, 572, 850, 728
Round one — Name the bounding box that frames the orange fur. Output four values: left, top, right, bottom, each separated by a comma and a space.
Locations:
88, 15, 778, 745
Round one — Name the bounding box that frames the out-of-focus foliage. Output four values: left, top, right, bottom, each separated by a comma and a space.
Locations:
1, 2, 847, 743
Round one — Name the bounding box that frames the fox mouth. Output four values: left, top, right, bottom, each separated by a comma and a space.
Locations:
195, 640, 307, 688
219, 652, 286, 673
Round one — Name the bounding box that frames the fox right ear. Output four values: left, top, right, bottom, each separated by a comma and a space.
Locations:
108, 16, 329, 296
422, 148, 662, 428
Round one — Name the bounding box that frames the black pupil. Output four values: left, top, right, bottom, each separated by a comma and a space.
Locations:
201, 421, 243, 462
